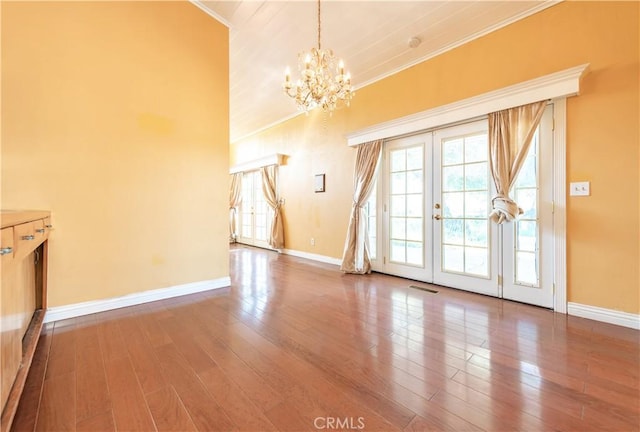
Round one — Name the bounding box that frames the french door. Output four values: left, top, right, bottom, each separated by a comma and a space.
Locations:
432, 121, 499, 296
378, 134, 433, 281
502, 106, 554, 307
370, 106, 554, 308
238, 170, 271, 249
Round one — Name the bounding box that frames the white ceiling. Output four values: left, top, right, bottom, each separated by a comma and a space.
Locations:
193, 0, 559, 142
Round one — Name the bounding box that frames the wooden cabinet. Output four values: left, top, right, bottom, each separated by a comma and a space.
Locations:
0, 210, 50, 432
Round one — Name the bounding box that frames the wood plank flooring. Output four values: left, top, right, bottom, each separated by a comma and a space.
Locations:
11, 245, 640, 431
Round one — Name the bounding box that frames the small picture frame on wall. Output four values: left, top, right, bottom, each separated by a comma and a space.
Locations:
314, 174, 325, 193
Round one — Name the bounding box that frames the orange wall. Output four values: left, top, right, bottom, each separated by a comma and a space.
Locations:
232, 1, 639, 314
1, 2, 229, 307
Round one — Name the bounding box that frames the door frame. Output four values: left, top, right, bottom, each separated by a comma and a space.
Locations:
237, 170, 272, 250
230, 154, 286, 252
346, 65, 588, 313
373, 116, 554, 304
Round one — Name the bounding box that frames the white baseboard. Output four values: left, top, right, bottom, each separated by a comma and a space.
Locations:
44, 277, 231, 323
568, 302, 640, 330
281, 249, 342, 266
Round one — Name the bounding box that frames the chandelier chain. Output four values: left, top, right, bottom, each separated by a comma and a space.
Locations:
317, 0, 321, 50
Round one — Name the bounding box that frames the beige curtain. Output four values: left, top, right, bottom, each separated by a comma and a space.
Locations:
229, 173, 242, 242
261, 165, 284, 250
340, 140, 383, 274
488, 101, 547, 224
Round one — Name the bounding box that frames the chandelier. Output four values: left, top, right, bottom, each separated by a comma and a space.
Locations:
282, 0, 354, 113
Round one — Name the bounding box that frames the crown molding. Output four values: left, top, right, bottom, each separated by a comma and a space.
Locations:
190, 0, 232, 28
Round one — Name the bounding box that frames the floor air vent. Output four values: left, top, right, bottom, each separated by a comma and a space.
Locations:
409, 285, 439, 294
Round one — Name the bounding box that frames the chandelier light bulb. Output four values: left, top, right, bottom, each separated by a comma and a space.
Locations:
284, 67, 291, 86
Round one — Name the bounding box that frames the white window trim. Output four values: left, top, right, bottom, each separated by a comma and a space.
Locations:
346, 64, 589, 146
552, 97, 567, 313
346, 64, 588, 313
230, 153, 286, 174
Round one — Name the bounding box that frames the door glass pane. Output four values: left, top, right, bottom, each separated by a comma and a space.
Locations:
406, 147, 423, 170
464, 191, 487, 218
391, 217, 406, 239
516, 188, 537, 218
516, 156, 536, 188
407, 170, 423, 194
391, 172, 406, 194
406, 242, 423, 265
254, 172, 270, 242
517, 221, 537, 252
443, 138, 463, 165
388, 146, 424, 267
390, 240, 406, 262
238, 171, 272, 244
240, 172, 254, 238
390, 195, 406, 216
516, 252, 538, 285
465, 247, 488, 276
442, 192, 463, 217
464, 135, 487, 163
406, 218, 422, 241
406, 194, 422, 217
440, 133, 490, 278
391, 151, 406, 172
443, 219, 464, 245
443, 245, 464, 273
242, 214, 251, 237
465, 162, 487, 190
465, 220, 487, 247
513, 130, 540, 286
443, 166, 464, 191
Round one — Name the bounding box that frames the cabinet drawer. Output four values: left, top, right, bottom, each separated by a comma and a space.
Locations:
0, 227, 14, 268
13, 222, 38, 261
43, 216, 52, 238
33, 219, 46, 243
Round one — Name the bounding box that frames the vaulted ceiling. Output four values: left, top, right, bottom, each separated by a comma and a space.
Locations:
193, 1, 559, 142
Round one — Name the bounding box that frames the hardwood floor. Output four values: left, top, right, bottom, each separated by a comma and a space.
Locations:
11, 245, 640, 431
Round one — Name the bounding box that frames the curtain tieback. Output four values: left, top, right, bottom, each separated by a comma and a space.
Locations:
490, 194, 522, 224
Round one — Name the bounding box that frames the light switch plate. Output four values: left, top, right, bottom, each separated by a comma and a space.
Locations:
570, 181, 590, 196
